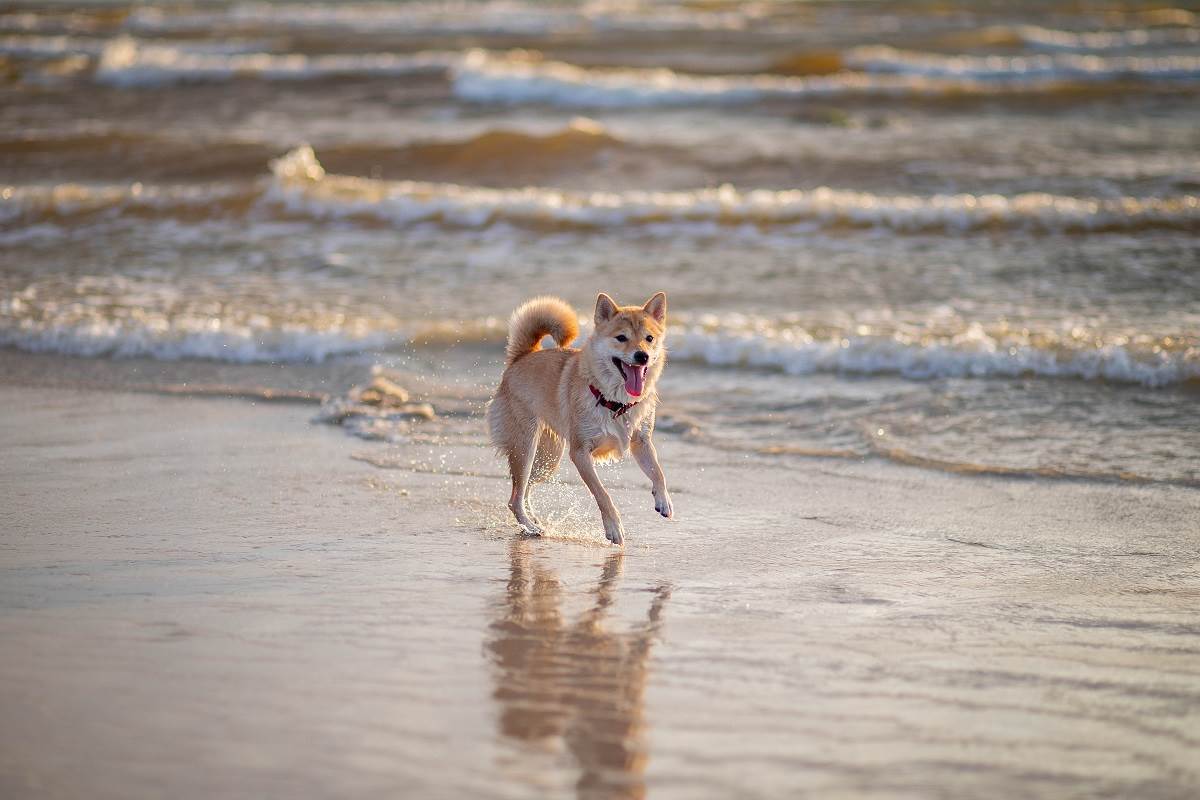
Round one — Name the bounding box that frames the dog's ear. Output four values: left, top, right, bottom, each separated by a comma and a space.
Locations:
643, 292, 667, 323
595, 293, 618, 324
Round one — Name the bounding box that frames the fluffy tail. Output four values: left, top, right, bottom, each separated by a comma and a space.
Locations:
504, 296, 579, 365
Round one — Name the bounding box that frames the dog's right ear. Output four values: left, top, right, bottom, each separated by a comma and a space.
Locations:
595, 293, 618, 325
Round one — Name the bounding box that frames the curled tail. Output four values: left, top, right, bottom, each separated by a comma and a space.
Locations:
504, 296, 579, 365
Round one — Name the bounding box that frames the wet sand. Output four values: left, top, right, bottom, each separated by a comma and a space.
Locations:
2, 383, 1198, 799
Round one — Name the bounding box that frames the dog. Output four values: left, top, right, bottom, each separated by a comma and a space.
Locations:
488, 292, 673, 545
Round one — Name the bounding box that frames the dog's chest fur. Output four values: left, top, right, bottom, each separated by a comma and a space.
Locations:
584, 399, 651, 462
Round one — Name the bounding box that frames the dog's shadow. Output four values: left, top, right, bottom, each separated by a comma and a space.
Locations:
486, 541, 671, 799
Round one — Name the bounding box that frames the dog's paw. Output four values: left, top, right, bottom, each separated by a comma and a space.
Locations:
603, 517, 625, 546
653, 489, 673, 519
518, 522, 544, 537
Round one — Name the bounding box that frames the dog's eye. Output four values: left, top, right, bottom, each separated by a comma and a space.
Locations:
615, 334, 628, 342
645, 335, 654, 342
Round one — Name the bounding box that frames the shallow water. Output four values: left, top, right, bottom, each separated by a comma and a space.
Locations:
2, 387, 1199, 798
1, 1, 1198, 487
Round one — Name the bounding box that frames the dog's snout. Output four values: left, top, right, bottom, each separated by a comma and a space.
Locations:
633, 350, 649, 365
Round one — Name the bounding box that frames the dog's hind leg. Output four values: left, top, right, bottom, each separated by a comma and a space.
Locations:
525, 428, 564, 525
507, 421, 543, 535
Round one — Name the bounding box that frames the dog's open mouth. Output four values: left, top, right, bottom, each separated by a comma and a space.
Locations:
612, 357, 647, 397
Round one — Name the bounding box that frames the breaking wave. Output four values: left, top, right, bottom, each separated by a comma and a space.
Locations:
94, 38, 456, 86
0, 34, 106, 57
0, 320, 393, 363
669, 317, 1199, 388
3, 288, 1195, 388
124, 1, 765, 36
4, 146, 1198, 234
0, 34, 270, 59
0, 277, 398, 363
267, 147, 1200, 232
1012, 25, 1200, 52
451, 49, 1200, 107
844, 46, 1200, 82
452, 50, 982, 107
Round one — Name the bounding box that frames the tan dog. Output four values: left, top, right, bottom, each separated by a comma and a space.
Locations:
488, 293, 673, 545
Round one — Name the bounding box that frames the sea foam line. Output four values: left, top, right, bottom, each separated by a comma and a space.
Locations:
3, 147, 1197, 234
451, 50, 982, 107
1013, 24, 1200, 52
0, 321, 395, 363
844, 45, 1200, 81
124, 1, 763, 36
264, 146, 1200, 233
2, 294, 1195, 387
95, 38, 458, 86
452, 49, 1200, 107
668, 325, 1199, 388
0, 34, 271, 59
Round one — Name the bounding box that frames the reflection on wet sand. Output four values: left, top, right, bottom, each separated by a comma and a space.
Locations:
487, 542, 671, 799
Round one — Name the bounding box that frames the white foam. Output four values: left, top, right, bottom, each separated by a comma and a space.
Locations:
451, 50, 975, 107
127, 2, 583, 36
452, 49, 1200, 107
0, 279, 396, 364
1014, 25, 1200, 52
0, 34, 106, 57
0, 181, 252, 225
845, 45, 1200, 82
126, 1, 763, 36
0, 323, 388, 364
6, 149, 1197, 234
264, 146, 1200, 233
0, 34, 275, 59
0, 321, 392, 363
95, 38, 457, 87
669, 320, 1199, 388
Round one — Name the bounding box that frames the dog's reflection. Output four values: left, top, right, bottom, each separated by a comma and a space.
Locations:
487, 541, 671, 800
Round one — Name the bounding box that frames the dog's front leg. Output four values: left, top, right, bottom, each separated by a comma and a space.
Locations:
570, 444, 625, 545
631, 429, 672, 519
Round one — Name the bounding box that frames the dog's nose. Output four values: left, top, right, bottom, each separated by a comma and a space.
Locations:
633, 350, 649, 365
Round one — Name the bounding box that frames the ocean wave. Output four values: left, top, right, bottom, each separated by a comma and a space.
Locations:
0, 34, 106, 57
844, 46, 1200, 81
669, 318, 1199, 388
1013, 25, 1200, 52
4, 288, 1195, 388
0, 34, 271, 59
393, 117, 623, 170
4, 146, 1198, 234
125, 1, 762, 37
452, 49, 1200, 107
0, 181, 256, 225
0, 119, 624, 184
263, 146, 1200, 233
0, 321, 392, 363
95, 38, 457, 87
0, 278, 396, 363
452, 50, 973, 106
126, 2, 583, 36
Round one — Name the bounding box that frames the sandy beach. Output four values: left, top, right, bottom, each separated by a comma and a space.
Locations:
3, 376, 1198, 799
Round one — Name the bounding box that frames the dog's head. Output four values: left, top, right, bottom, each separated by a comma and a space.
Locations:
590, 291, 667, 400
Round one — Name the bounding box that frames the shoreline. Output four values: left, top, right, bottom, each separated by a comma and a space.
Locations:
1, 346, 1197, 492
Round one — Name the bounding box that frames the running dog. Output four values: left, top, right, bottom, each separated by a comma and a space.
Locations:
488, 293, 672, 545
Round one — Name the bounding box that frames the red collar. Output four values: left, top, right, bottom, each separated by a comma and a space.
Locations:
589, 385, 638, 418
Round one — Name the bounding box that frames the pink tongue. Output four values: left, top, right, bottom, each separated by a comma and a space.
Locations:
624, 364, 647, 397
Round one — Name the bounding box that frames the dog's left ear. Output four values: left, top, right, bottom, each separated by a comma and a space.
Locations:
643, 292, 667, 323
